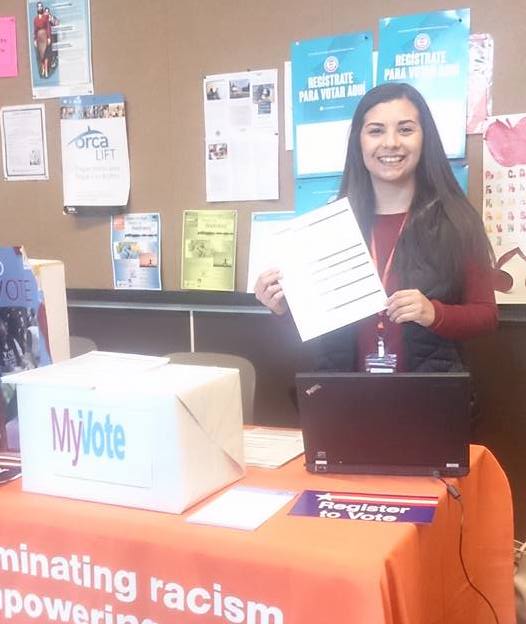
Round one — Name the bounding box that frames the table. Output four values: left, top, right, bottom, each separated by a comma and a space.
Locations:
0, 445, 515, 624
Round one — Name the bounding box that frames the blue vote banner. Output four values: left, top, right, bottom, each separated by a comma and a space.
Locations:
378, 9, 470, 159
295, 175, 341, 214
291, 32, 373, 178
0, 247, 51, 372
0, 246, 52, 451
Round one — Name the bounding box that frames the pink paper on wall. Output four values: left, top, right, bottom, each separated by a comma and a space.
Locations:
0, 16, 18, 78
467, 34, 494, 135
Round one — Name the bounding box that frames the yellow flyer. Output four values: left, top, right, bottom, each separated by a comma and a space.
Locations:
181, 210, 237, 291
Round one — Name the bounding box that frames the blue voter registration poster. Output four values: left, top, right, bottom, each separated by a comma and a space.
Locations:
291, 31, 373, 178
295, 175, 341, 214
378, 9, 470, 159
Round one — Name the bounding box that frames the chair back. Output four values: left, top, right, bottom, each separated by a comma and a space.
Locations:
164, 352, 256, 424
69, 336, 98, 358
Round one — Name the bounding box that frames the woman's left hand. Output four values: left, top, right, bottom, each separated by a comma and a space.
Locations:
386, 289, 435, 327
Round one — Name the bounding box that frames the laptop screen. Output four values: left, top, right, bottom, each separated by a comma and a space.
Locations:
296, 372, 471, 476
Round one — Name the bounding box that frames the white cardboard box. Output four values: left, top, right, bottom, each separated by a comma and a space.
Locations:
5, 352, 245, 513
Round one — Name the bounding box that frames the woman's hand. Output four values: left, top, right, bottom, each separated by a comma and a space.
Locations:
386, 289, 435, 327
254, 268, 288, 316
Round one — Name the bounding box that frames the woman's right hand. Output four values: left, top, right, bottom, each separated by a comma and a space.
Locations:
254, 268, 288, 316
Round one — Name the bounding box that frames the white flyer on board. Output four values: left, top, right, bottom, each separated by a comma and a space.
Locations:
204, 68, 279, 202
247, 211, 294, 292
1, 104, 48, 180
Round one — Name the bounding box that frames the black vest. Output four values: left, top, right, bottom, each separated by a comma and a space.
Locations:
313, 320, 463, 373
313, 261, 465, 373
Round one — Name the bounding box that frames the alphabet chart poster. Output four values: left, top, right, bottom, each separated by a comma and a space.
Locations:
483, 113, 526, 303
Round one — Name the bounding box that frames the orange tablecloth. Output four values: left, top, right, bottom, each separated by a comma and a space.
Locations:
0, 445, 515, 624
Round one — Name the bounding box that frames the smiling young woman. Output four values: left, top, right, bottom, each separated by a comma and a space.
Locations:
359, 97, 423, 195
254, 83, 497, 374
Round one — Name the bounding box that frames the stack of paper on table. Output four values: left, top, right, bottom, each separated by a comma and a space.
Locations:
186, 486, 296, 531
243, 427, 304, 468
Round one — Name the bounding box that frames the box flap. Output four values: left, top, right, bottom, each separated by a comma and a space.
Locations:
161, 364, 244, 471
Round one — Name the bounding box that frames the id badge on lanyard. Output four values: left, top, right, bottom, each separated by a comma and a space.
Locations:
364, 215, 407, 374
365, 318, 397, 373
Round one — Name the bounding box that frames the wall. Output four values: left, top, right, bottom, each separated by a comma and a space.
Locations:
1, 0, 525, 289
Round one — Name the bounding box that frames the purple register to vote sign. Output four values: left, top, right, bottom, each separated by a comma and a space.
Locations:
289, 490, 439, 524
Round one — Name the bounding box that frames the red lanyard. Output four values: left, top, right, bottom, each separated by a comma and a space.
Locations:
370, 213, 408, 336
370, 213, 408, 289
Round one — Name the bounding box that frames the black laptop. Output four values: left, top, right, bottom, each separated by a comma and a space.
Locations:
296, 372, 471, 477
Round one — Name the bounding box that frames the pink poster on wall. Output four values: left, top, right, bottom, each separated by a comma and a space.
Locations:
0, 17, 18, 78
467, 34, 493, 135
483, 114, 526, 303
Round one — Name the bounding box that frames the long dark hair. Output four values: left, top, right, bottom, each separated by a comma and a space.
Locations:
338, 82, 493, 298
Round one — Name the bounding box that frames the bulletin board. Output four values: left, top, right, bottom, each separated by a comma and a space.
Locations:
1, 0, 525, 291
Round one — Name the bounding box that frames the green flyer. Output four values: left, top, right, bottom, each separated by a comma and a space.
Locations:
181, 210, 237, 291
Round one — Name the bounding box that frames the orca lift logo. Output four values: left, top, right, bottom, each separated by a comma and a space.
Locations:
68, 126, 116, 160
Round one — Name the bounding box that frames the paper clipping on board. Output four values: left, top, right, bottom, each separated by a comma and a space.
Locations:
60, 94, 130, 208
273, 198, 386, 341
111, 213, 161, 290
27, 0, 93, 99
1, 105, 48, 181
181, 210, 237, 291
204, 68, 279, 202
